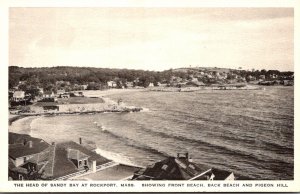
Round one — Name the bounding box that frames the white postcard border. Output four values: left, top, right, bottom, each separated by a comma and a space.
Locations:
0, 0, 299, 192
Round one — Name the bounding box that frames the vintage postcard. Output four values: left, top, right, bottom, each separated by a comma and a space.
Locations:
0, 0, 299, 192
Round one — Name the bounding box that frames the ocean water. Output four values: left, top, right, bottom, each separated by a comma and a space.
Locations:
10, 87, 294, 180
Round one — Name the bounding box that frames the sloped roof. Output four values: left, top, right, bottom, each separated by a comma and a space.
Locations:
58, 141, 110, 166
68, 149, 89, 160
210, 168, 234, 180
9, 133, 49, 159
23, 145, 77, 179
19, 141, 111, 179
133, 157, 209, 180
52, 146, 80, 178
11, 167, 27, 174
27, 146, 54, 164
9, 132, 47, 145
10, 139, 110, 178
9, 158, 16, 170
13, 91, 25, 98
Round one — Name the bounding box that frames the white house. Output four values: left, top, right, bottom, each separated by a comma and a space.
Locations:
107, 81, 117, 88
43, 91, 55, 98
148, 82, 154, 87
12, 91, 25, 102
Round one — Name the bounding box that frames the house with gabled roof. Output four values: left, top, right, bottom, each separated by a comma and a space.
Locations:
9, 133, 50, 167
9, 135, 111, 180
43, 91, 55, 98
67, 148, 89, 169
132, 153, 235, 180
12, 91, 25, 102
8, 133, 50, 180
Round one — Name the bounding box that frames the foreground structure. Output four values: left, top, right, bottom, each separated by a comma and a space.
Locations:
132, 153, 235, 180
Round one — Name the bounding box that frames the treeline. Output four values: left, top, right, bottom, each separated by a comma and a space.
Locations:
9, 66, 294, 89
9, 66, 173, 89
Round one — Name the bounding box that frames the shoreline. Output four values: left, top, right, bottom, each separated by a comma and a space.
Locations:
9, 115, 28, 126
10, 94, 143, 122
16, 107, 143, 117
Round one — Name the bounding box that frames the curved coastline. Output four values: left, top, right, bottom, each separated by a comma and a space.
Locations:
17, 107, 143, 117
9, 115, 27, 125
9, 94, 144, 135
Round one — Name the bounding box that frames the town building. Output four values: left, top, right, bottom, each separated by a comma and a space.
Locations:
148, 82, 154, 87
107, 81, 117, 88
43, 91, 55, 98
9, 134, 111, 180
132, 153, 235, 180
12, 91, 25, 102
9, 133, 50, 180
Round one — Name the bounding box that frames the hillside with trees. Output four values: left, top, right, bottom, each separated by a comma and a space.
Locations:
9, 66, 294, 99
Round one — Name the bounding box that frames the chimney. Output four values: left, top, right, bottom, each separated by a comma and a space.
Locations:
28, 141, 33, 148
79, 137, 82, 145
92, 160, 96, 173
51, 142, 56, 146
177, 152, 189, 159
185, 153, 189, 159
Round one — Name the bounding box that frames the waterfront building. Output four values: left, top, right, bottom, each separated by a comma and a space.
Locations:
9, 134, 110, 180
12, 91, 25, 102
132, 153, 235, 180
9, 133, 50, 180
107, 81, 117, 88
148, 82, 154, 87
43, 91, 55, 98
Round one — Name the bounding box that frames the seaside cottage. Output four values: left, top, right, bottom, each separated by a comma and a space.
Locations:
43, 91, 54, 98
107, 81, 117, 88
41, 91, 57, 102
9, 133, 50, 167
148, 82, 154, 87
132, 153, 235, 180
43, 91, 55, 98
12, 91, 25, 102
9, 135, 111, 180
8, 133, 50, 180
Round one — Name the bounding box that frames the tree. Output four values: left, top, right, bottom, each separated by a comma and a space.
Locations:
26, 87, 40, 100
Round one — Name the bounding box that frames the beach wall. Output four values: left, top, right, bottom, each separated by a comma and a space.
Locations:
58, 103, 121, 112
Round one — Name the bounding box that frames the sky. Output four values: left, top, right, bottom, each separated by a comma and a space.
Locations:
9, 8, 294, 71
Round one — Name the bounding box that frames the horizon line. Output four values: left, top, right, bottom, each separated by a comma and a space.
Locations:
9, 65, 294, 72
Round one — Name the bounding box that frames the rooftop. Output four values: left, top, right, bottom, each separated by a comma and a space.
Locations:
9, 133, 50, 159
67, 149, 89, 160
132, 156, 210, 180
13, 91, 25, 98
18, 141, 111, 179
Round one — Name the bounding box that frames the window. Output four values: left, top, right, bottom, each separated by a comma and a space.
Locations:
161, 164, 168, 171
79, 160, 82, 167
84, 160, 87, 166
23, 157, 27, 163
